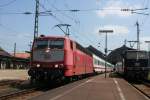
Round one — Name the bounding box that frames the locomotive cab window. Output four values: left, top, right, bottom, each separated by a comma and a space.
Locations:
34, 40, 48, 49
48, 40, 64, 49
34, 39, 64, 49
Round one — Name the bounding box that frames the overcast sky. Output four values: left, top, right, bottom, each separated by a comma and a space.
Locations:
0, 0, 150, 53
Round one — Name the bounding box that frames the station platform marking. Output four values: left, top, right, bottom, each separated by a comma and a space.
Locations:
49, 79, 93, 100
124, 79, 150, 100
113, 78, 126, 100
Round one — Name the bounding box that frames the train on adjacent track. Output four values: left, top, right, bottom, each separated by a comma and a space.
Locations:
115, 50, 149, 80
28, 35, 114, 82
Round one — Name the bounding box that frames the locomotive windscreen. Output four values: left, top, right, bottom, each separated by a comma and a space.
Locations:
34, 39, 64, 49
126, 51, 148, 59
33, 39, 64, 62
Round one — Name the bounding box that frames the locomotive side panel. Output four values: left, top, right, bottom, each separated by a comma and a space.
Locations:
71, 43, 93, 76
73, 50, 85, 75
63, 39, 74, 77
85, 54, 94, 74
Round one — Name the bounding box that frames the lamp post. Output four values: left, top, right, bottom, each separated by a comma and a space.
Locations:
99, 30, 113, 78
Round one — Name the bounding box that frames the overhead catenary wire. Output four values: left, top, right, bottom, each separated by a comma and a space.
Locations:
37, 1, 64, 24
46, 0, 78, 24
44, 0, 105, 49
0, 7, 149, 15
47, 0, 96, 47
63, 0, 81, 24
38, 1, 81, 41
0, 0, 17, 7
140, 0, 150, 26
0, 12, 33, 15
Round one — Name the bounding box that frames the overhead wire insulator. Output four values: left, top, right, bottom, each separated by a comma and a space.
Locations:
121, 9, 130, 11
24, 12, 33, 15
70, 9, 80, 12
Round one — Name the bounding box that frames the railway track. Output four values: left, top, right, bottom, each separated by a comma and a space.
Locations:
0, 80, 23, 87
130, 80, 150, 99
0, 88, 36, 100
0, 88, 37, 100
112, 72, 150, 99
0, 80, 24, 93
0, 80, 43, 100
0, 80, 61, 100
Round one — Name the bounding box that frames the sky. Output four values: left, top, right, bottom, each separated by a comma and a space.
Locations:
0, 0, 150, 53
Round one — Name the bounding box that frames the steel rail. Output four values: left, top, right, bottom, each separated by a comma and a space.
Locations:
0, 88, 36, 100
129, 80, 150, 99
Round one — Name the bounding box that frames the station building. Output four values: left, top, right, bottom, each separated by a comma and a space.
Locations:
107, 45, 134, 64
0, 47, 30, 69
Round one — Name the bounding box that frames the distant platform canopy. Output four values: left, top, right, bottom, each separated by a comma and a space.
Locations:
0, 47, 11, 57
0, 46, 30, 69
107, 45, 134, 65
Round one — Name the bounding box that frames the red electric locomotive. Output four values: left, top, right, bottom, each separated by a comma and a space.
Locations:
28, 35, 94, 82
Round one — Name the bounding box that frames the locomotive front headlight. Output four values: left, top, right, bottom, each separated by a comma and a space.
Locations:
45, 48, 50, 53
37, 64, 40, 67
55, 64, 58, 68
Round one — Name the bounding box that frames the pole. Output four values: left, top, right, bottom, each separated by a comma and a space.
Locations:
124, 39, 127, 46
99, 29, 113, 78
29, 42, 32, 68
105, 33, 108, 78
14, 43, 16, 57
148, 44, 150, 68
136, 21, 140, 50
34, 0, 39, 39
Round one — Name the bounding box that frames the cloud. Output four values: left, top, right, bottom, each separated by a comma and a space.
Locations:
97, 0, 141, 17
97, 25, 129, 36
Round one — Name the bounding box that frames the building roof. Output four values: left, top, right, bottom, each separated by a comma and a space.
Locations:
107, 45, 134, 64
11, 53, 30, 59
86, 45, 105, 59
0, 46, 11, 57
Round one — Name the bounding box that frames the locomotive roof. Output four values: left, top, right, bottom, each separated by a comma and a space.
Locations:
125, 50, 147, 52
36, 35, 70, 40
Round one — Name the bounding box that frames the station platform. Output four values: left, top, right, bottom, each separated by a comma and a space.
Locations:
30, 73, 149, 100
0, 69, 29, 81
